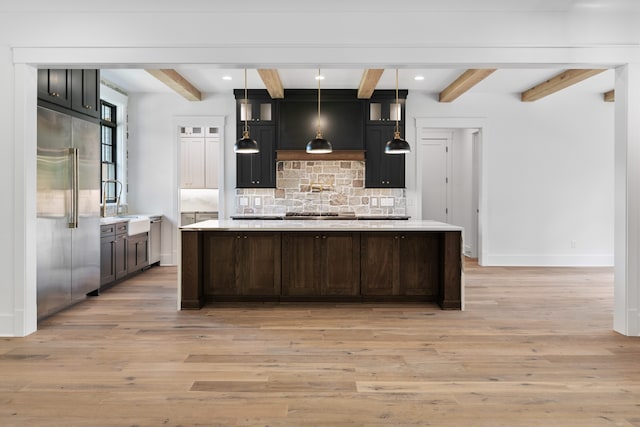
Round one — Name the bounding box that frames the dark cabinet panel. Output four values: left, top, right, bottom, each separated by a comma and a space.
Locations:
278, 99, 364, 150
365, 125, 405, 188
360, 232, 396, 295
71, 69, 100, 119
361, 232, 439, 297
100, 236, 116, 286
241, 232, 282, 296
202, 233, 237, 296
37, 69, 72, 108
281, 233, 318, 296
127, 232, 149, 273
398, 234, 440, 297
236, 125, 276, 188
321, 232, 360, 296
282, 232, 360, 297
202, 232, 281, 297
114, 233, 128, 280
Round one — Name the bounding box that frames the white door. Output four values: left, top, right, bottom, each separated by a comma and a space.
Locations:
419, 135, 450, 222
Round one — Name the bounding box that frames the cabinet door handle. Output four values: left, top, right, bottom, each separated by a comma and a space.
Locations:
237, 235, 241, 239
322, 236, 327, 239
315, 236, 320, 239
243, 236, 248, 239
401, 236, 406, 239
50, 92, 59, 97
84, 104, 93, 110
394, 236, 399, 240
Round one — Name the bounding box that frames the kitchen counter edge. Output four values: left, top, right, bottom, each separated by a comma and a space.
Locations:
181, 219, 462, 232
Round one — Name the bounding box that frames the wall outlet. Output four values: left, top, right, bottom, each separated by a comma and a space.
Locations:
370, 197, 378, 207
239, 197, 249, 206
381, 197, 394, 207
254, 196, 262, 207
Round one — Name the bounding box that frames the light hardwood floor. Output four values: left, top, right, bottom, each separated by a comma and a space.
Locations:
1, 261, 639, 426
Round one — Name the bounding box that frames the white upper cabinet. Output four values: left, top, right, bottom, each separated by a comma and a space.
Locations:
180, 126, 220, 189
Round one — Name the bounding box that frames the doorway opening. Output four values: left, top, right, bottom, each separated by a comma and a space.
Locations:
415, 121, 485, 264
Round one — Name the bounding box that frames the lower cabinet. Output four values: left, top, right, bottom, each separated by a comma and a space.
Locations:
282, 232, 360, 297
202, 231, 281, 297
127, 232, 149, 273
100, 221, 149, 289
114, 232, 128, 280
360, 232, 440, 297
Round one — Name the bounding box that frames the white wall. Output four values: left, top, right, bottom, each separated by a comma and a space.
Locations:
407, 89, 615, 266
126, 92, 235, 265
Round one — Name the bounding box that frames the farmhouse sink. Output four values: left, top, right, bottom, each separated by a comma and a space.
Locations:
119, 215, 151, 236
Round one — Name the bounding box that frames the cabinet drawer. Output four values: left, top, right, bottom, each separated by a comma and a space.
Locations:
115, 222, 128, 235
100, 224, 116, 237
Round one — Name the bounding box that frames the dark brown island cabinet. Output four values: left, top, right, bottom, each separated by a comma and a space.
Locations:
181, 226, 462, 310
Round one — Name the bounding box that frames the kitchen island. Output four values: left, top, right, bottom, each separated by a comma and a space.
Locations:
180, 220, 463, 310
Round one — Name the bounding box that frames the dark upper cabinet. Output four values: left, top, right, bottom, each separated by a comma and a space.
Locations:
38, 69, 72, 109
38, 68, 100, 120
234, 89, 275, 125
236, 125, 276, 188
366, 90, 408, 124
71, 69, 100, 119
365, 124, 406, 188
277, 90, 364, 150
365, 91, 407, 188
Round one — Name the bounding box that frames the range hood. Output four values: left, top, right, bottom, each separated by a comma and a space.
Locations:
276, 150, 365, 161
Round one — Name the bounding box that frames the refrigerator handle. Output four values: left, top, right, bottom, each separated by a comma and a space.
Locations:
68, 147, 79, 228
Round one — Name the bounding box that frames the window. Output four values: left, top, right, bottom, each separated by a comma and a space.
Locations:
101, 100, 117, 203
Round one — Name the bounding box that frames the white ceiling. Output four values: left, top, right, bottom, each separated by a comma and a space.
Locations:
100, 67, 616, 98
97, 0, 638, 97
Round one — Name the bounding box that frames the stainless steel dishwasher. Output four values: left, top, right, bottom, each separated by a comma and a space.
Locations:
149, 215, 162, 265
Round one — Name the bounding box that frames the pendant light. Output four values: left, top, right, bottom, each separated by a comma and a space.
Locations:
385, 69, 411, 154
235, 69, 259, 154
306, 68, 333, 154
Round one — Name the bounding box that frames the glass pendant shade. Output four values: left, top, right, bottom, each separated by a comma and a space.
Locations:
235, 130, 259, 154
385, 131, 411, 154
306, 132, 333, 154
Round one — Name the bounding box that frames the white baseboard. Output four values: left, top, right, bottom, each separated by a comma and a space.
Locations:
483, 254, 614, 267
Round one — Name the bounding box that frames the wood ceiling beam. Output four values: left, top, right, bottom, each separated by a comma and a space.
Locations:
357, 69, 385, 99
521, 69, 606, 102
145, 69, 201, 101
604, 90, 615, 102
439, 69, 496, 103
257, 69, 284, 99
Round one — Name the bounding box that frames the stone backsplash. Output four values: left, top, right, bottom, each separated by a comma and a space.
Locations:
235, 160, 406, 215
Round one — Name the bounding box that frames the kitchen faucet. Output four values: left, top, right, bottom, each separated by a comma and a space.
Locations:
101, 179, 123, 217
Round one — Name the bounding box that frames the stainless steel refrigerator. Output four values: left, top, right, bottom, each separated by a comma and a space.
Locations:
37, 107, 100, 319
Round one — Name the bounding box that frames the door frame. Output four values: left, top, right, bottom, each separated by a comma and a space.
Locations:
414, 117, 488, 265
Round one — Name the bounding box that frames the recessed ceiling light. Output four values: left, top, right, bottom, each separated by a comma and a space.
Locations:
315, 75, 325, 80
222, 75, 232, 81
414, 75, 425, 81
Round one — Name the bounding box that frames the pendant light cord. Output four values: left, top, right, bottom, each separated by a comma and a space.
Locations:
243, 68, 249, 135
395, 68, 400, 137
317, 68, 322, 138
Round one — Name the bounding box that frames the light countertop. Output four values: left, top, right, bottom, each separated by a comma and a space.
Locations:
181, 219, 462, 232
